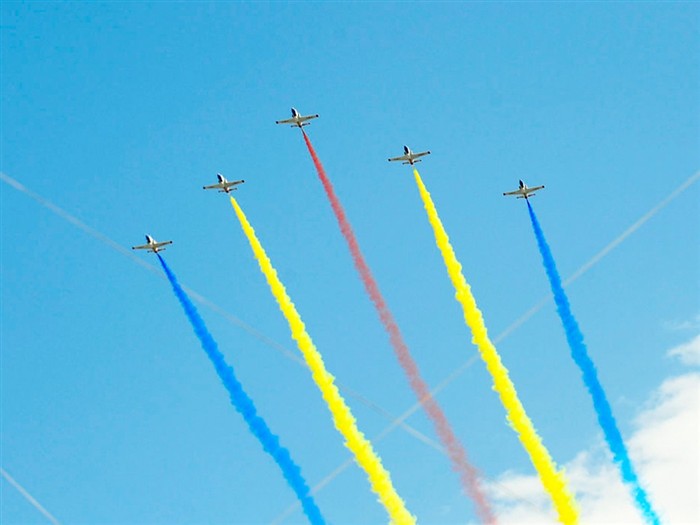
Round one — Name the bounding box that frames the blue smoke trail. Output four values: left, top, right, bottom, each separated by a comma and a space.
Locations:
525, 202, 660, 524
157, 255, 325, 525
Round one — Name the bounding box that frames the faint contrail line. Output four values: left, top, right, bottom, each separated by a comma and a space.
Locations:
270, 169, 699, 523
1, 467, 61, 525
0, 170, 541, 521
494, 169, 700, 343
0, 171, 438, 450
4, 170, 697, 522
563, 170, 700, 285
0, 172, 154, 272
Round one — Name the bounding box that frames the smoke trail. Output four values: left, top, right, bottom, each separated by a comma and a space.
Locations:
5, 168, 696, 478
1, 467, 61, 525
413, 170, 579, 524
300, 131, 495, 523
0, 172, 446, 481
156, 255, 325, 525
3, 172, 691, 524
6, 170, 692, 523
272, 171, 699, 524
229, 196, 415, 525
525, 201, 661, 524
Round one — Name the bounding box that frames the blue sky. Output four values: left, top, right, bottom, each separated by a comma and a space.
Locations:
1, 2, 698, 524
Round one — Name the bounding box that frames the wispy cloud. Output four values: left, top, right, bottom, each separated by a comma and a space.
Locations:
667, 334, 700, 366
663, 314, 700, 333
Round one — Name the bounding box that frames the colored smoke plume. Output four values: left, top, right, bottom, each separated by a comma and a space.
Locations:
526, 201, 660, 525
229, 197, 415, 525
157, 254, 326, 525
301, 131, 496, 523
413, 170, 580, 524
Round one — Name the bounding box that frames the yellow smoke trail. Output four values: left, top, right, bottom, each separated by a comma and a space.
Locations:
230, 197, 416, 525
413, 170, 579, 524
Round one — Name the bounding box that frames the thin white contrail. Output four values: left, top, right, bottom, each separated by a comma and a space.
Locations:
1, 172, 156, 272
563, 170, 700, 286
270, 170, 700, 524
2, 170, 542, 519
492, 170, 700, 344
4, 170, 697, 523
1, 467, 61, 525
0, 171, 449, 498
0, 171, 438, 444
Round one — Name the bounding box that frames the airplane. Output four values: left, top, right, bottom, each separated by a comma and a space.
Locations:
275, 107, 319, 128
502, 180, 545, 199
388, 145, 431, 165
203, 173, 245, 193
132, 235, 173, 253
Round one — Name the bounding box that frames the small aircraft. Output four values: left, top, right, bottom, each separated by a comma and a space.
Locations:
132, 235, 173, 253
503, 180, 545, 200
275, 107, 319, 128
203, 173, 245, 193
388, 145, 431, 165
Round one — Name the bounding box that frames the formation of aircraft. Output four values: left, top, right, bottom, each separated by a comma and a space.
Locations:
203, 174, 245, 193
502, 180, 545, 200
275, 107, 319, 128
388, 145, 431, 165
135, 107, 545, 251
132, 235, 172, 253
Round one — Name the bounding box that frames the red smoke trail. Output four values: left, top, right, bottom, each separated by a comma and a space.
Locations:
301, 131, 496, 524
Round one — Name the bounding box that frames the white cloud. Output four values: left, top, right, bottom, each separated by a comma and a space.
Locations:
630, 372, 700, 524
487, 333, 700, 524
667, 334, 700, 366
663, 314, 700, 332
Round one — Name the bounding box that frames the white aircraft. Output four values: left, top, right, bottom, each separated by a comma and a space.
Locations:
275, 107, 319, 128
503, 180, 545, 199
203, 173, 245, 193
388, 145, 431, 165
132, 235, 173, 253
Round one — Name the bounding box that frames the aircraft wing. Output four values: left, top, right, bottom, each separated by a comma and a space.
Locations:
203, 183, 224, 190
275, 117, 296, 125
503, 189, 522, 196
297, 114, 318, 122
150, 241, 172, 251
132, 243, 152, 250
388, 155, 409, 162
529, 185, 545, 192
413, 151, 431, 158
